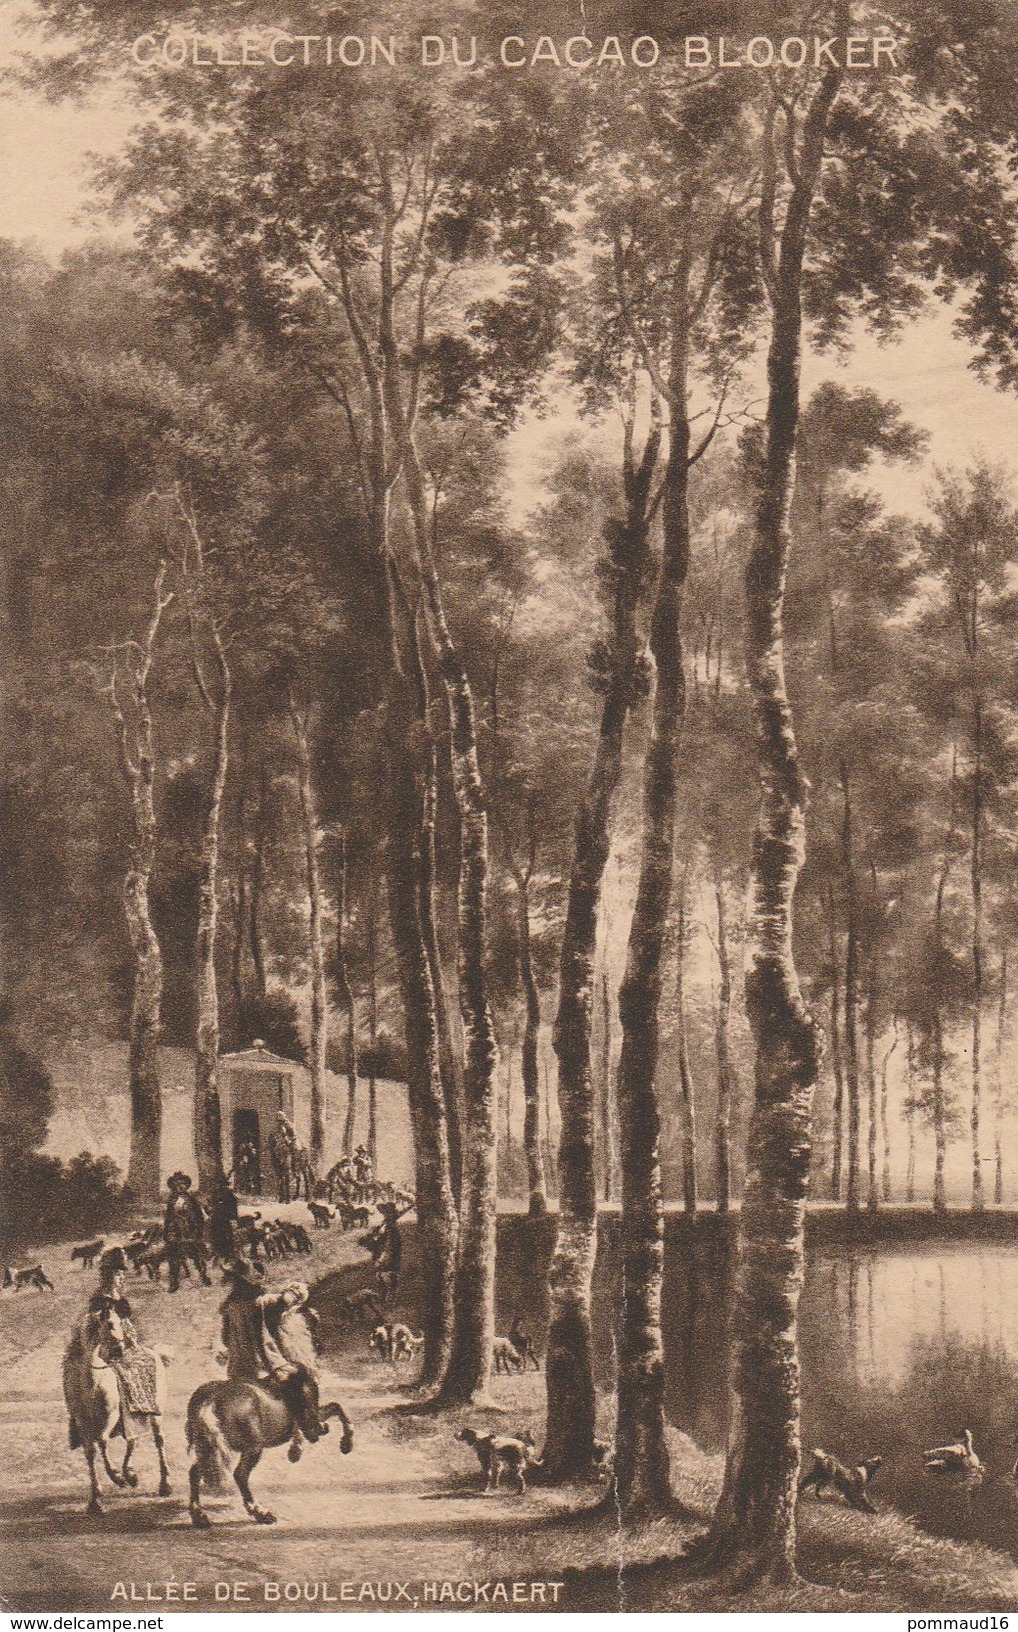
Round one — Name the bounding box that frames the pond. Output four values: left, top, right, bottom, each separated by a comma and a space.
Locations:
320, 1209, 1018, 1556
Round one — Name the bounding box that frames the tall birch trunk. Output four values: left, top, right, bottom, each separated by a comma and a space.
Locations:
613, 376, 689, 1517
705, 67, 839, 1582
599, 967, 616, 1203
290, 701, 328, 1172
676, 868, 699, 1214
248, 759, 268, 1000
192, 630, 230, 1196
335, 828, 358, 1158
971, 694, 984, 1211
542, 397, 657, 1481
905, 1022, 917, 1204
102, 564, 173, 1202
331, 219, 458, 1386
385, 659, 458, 1385
994, 938, 1006, 1205
387, 244, 498, 1402
827, 896, 845, 1201
841, 768, 861, 1213
881, 1023, 897, 1204
865, 960, 879, 1213
714, 864, 734, 1216
512, 860, 547, 1217
366, 871, 379, 1171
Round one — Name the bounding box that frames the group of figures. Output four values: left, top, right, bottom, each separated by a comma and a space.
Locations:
239, 1113, 377, 1210
62, 1244, 353, 1526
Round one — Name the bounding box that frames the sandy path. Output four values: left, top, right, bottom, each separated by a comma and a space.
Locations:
0, 1225, 564, 1613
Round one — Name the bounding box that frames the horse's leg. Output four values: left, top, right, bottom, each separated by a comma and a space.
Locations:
189, 1452, 211, 1528
84, 1443, 103, 1515
322, 1401, 354, 1454
151, 1415, 171, 1496
98, 1431, 126, 1488
121, 1425, 139, 1488
234, 1449, 274, 1524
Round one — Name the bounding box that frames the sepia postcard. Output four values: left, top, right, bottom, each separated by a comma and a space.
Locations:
4, 0, 1018, 1614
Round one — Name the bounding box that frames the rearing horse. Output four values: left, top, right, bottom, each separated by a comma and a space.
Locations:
62, 1303, 172, 1515
186, 1365, 353, 1526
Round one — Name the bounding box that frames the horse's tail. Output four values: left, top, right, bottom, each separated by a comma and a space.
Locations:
186, 1391, 233, 1493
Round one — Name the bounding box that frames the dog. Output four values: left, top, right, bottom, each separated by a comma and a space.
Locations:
592, 1438, 614, 1481
339, 1202, 371, 1231
798, 1449, 883, 1514
391, 1324, 424, 1363
369, 1322, 394, 1361
508, 1317, 541, 1371
70, 1238, 105, 1269
493, 1335, 526, 1374
456, 1426, 537, 1494
307, 1200, 334, 1229
368, 1321, 424, 1363
343, 1287, 385, 1324
3, 1263, 54, 1292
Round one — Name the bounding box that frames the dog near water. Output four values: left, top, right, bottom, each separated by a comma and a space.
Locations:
798, 1448, 883, 1514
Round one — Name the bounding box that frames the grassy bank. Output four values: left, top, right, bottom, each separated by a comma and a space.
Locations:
378, 1381, 1018, 1612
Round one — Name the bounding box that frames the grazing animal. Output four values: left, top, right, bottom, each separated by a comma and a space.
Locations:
62, 1303, 172, 1514
493, 1335, 526, 1375
3, 1263, 54, 1291
71, 1239, 106, 1270
798, 1448, 883, 1513
343, 1288, 384, 1324
308, 1200, 334, 1229
456, 1426, 537, 1494
186, 1367, 353, 1527
924, 1429, 984, 1485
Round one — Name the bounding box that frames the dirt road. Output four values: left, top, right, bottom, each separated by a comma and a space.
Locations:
0, 1221, 572, 1613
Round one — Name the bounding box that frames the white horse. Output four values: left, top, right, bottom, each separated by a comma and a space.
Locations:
62, 1301, 172, 1514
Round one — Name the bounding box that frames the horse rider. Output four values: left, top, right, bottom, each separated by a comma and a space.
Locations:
353, 1144, 373, 1191
163, 1171, 212, 1293
88, 1247, 161, 1416
217, 1259, 319, 1460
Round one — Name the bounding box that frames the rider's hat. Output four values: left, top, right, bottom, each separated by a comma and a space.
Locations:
167, 1170, 193, 1190
97, 1246, 128, 1288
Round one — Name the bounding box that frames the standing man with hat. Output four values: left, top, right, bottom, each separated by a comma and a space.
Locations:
163, 1172, 211, 1293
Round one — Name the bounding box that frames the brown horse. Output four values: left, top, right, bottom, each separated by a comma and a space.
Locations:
62, 1303, 172, 1514
186, 1366, 352, 1526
